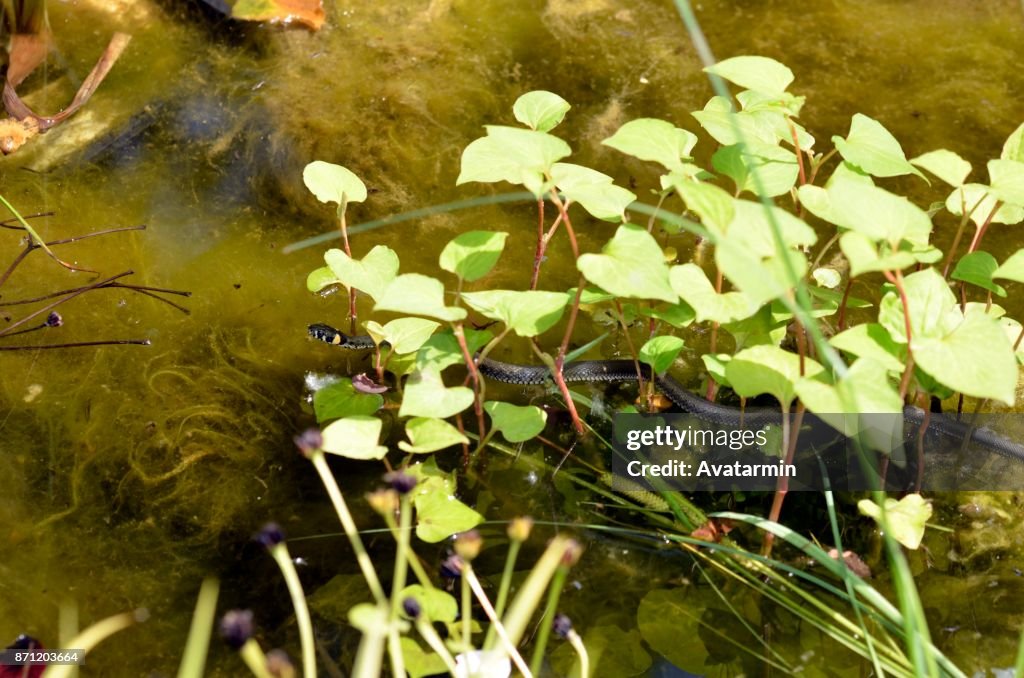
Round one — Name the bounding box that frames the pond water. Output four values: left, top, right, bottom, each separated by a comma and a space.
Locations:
2, 0, 1024, 675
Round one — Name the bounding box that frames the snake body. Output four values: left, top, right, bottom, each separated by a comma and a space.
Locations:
309, 323, 1024, 462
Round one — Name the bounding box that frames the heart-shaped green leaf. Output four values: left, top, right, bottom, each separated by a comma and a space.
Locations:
911, 149, 971, 187
551, 163, 636, 221
398, 417, 469, 454
313, 379, 384, 423
375, 274, 466, 322
638, 336, 685, 374
303, 160, 368, 205
483, 401, 547, 443
439, 230, 508, 282
365, 317, 441, 355
944, 183, 1024, 228
832, 114, 926, 180
513, 90, 570, 132
461, 290, 569, 337
414, 489, 484, 543
669, 264, 757, 324
704, 55, 794, 96
829, 324, 905, 373
321, 416, 388, 460
858, 494, 932, 550
602, 118, 698, 172
725, 345, 823, 407
993, 248, 1024, 284
323, 245, 400, 303
712, 142, 799, 198
951, 251, 1006, 296
988, 158, 1024, 206
416, 328, 493, 372
456, 126, 571, 197
577, 225, 677, 303
399, 585, 458, 623
399, 368, 475, 419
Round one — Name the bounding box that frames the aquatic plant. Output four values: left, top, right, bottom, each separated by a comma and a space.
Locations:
284, 51, 1024, 673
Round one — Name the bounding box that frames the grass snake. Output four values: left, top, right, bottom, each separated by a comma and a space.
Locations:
309, 323, 1024, 463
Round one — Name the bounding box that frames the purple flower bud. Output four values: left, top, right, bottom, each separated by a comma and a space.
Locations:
256, 522, 286, 549
402, 597, 422, 620
440, 554, 464, 579
45, 311, 63, 328
552, 614, 573, 640
219, 609, 255, 650
293, 429, 323, 457
384, 471, 417, 495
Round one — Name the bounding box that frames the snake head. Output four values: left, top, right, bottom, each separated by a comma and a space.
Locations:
308, 323, 344, 345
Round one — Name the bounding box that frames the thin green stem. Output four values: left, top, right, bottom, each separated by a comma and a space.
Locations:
483, 539, 522, 650
270, 543, 316, 678
527, 564, 570, 677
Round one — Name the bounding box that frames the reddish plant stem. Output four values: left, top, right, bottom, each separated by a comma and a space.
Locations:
966, 201, 1002, 254
836, 278, 853, 331
0, 210, 55, 228
705, 268, 723, 402
762, 402, 804, 557
807, 148, 838, 185
337, 206, 358, 334
454, 322, 487, 439
940, 192, 979, 278
612, 300, 648, 405
552, 280, 587, 435
884, 269, 916, 400
787, 118, 807, 187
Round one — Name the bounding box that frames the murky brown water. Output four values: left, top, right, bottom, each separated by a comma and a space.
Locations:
2, 0, 1024, 674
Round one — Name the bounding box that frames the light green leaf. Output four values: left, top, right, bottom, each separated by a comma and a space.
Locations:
348, 603, 387, 633
638, 302, 696, 329
878, 268, 958, 344
988, 158, 1024, 206
400, 638, 450, 678
812, 267, 842, 289
414, 489, 484, 543
456, 126, 571, 197
796, 357, 903, 415
321, 416, 388, 460
323, 245, 400, 302
399, 585, 458, 623
406, 457, 455, 497
725, 345, 823, 407
461, 290, 569, 337
416, 328, 492, 372
1002, 122, 1024, 162
913, 311, 1018, 405
944, 183, 1024, 228
701, 353, 731, 387
712, 142, 799, 198
724, 305, 787, 349
303, 160, 368, 205
692, 96, 775, 147
669, 177, 735, 232
399, 368, 475, 418
839, 231, 916, 277
551, 163, 636, 221
439, 230, 508, 282
669, 264, 757, 324
365, 317, 441, 354
375, 274, 466, 322
832, 114, 926, 180
824, 173, 932, 245
951, 251, 1006, 296
306, 266, 338, 293
398, 417, 469, 454
993, 248, 1024, 284
704, 55, 794, 96
313, 379, 384, 423
857, 494, 932, 550
601, 118, 698, 172
830, 324, 905, 373
638, 336, 685, 374
513, 90, 570, 132
910, 149, 971, 187
483, 401, 548, 443
577, 225, 678, 303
